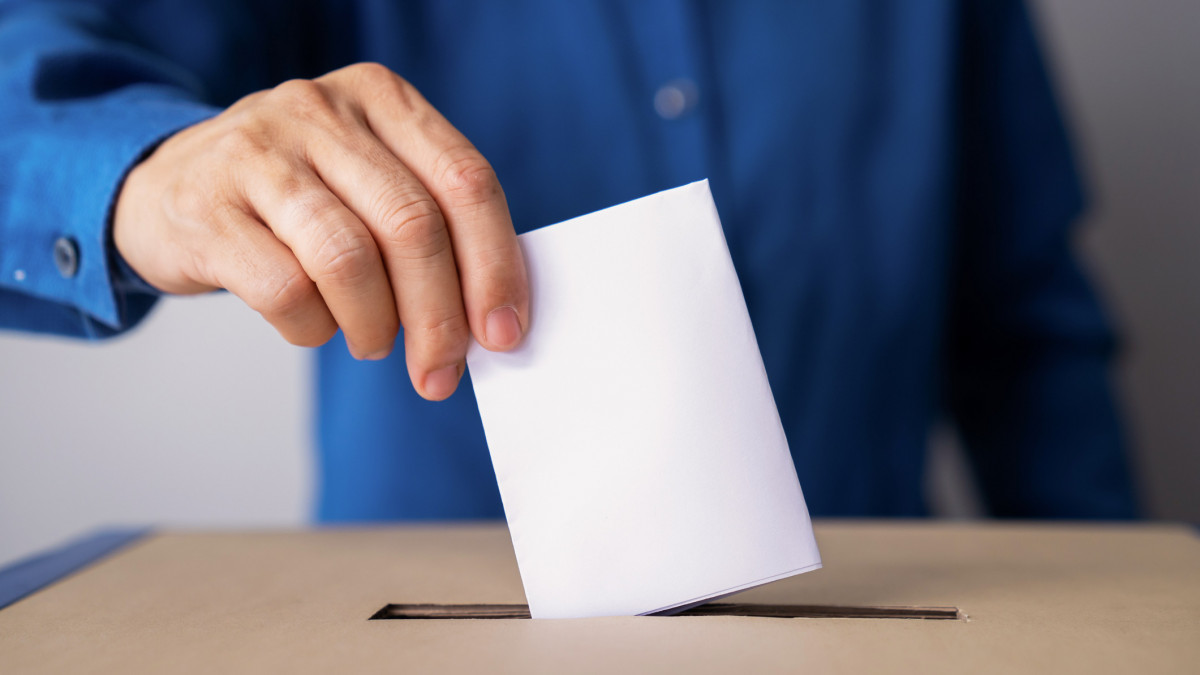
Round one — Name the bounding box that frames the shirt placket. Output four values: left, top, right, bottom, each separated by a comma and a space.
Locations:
624, 0, 714, 190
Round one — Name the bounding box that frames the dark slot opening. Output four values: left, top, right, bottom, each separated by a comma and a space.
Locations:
369, 603, 962, 621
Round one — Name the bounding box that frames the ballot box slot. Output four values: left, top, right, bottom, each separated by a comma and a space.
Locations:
369, 603, 962, 620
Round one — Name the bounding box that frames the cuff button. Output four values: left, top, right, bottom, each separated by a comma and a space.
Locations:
54, 236, 79, 279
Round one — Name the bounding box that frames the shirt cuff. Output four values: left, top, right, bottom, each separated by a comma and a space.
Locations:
0, 85, 218, 331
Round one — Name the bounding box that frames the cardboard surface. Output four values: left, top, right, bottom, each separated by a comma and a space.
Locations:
1, 522, 1197, 674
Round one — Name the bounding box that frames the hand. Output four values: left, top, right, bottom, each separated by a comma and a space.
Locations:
113, 63, 528, 401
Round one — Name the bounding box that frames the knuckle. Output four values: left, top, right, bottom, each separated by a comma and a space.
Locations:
216, 124, 271, 162
272, 172, 308, 204
273, 78, 323, 103
439, 153, 502, 206
271, 78, 337, 124
257, 268, 318, 318
161, 187, 244, 245
348, 62, 397, 86
311, 228, 380, 284
380, 196, 450, 259
280, 184, 340, 225
271, 186, 317, 227
354, 64, 421, 111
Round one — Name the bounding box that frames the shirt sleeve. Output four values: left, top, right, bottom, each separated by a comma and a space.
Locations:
0, 1, 219, 338
945, 0, 1138, 518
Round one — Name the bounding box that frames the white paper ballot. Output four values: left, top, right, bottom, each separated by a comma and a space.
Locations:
467, 180, 821, 619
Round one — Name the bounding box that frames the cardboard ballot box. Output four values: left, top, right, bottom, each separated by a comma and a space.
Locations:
1, 522, 1197, 674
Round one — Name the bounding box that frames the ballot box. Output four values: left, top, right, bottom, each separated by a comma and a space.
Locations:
1, 522, 1196, 673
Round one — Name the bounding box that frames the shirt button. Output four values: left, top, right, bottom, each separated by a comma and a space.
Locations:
654, 78, 699, 120
54, 236, 79, 279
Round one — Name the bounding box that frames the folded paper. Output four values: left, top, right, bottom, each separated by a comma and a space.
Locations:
467, 180, 821, 619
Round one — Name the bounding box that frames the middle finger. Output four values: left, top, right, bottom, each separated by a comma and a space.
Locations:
241, 158, 400, 361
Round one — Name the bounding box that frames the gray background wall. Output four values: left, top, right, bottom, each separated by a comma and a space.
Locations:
1037, 0, 1200, 520
2, 0, 1197, 567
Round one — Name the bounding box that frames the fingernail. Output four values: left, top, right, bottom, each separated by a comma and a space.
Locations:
351, 347, 388, 361
424, 364, 462, 400
486, 305, 522, 349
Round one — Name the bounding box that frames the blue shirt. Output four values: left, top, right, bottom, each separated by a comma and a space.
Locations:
0, 0, 1137, 519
